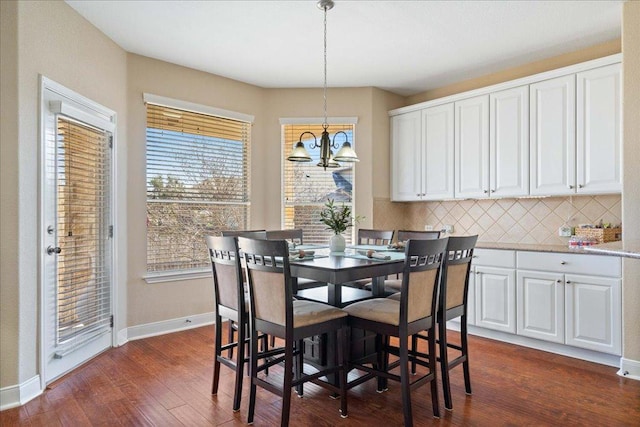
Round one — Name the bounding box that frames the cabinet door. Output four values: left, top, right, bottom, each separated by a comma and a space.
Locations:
423, 103, 454, 200
565, 274, 621, 355
391, 111, 424, 201
516, 270, 564, 343
576, 64, 622, 194
455, 95, 489, 199
490, 86, 529, 197
530, 75, 576, 195
475, 266, 516, 333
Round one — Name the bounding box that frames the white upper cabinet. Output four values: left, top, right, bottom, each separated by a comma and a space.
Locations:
391, 111, 423, 201
490, 86, 529, 197
455, 95, 489, 198
576, 63, 622, 194
390, 105, 454, 201
423, 103, 455, 199
530, 75, 576, 196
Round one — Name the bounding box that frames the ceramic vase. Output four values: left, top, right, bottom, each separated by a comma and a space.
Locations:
329, 233, 346, 252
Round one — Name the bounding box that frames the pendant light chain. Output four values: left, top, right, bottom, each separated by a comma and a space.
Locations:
323, 3, 328, 130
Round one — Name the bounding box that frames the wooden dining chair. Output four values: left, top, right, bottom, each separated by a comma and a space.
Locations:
378, 230, 442, 293
239, 237, 349, 426
206, 235, 267, 412
412, 235, 478, 410
344, 238, 448, 426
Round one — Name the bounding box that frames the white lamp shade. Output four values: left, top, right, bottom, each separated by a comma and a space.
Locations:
287, 141, 312, 162
333, 141, 359, 162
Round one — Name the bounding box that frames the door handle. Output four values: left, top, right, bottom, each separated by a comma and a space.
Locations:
47, 246, 62, 255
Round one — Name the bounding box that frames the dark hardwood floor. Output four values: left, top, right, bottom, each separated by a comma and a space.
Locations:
2, 323, 639, 426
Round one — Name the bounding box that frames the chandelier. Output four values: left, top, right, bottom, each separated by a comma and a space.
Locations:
287, 0, 359, 170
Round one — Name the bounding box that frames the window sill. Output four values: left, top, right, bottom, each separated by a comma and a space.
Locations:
144, 268, 211, 284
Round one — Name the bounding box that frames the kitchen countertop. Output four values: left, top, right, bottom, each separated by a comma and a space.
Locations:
475, 241, 621, 256
583, 240, 640, 259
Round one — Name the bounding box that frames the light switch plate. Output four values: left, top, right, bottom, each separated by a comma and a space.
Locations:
558, 226, 572, 237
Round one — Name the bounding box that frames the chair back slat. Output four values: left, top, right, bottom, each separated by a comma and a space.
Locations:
222, 229, 267, 239
358, 229, 394, 245
397, 230, 441, 242
266, 229, 303, 245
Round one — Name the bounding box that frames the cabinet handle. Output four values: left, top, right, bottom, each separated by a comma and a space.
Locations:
483, 190, 488, 194
566, 280, 571, 284
560, 261, 567, 265
556, 279, 562, 284
416, 193, 421, 197
476, 271, 480, 275
568, 185, 574, 189
578, 184, 584, 189
490, 189, 495, 193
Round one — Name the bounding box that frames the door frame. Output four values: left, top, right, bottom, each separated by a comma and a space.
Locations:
38, 76, 119, 389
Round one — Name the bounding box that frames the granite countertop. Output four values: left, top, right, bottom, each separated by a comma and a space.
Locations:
475, 241, 616, 256
583, 240, 640, 259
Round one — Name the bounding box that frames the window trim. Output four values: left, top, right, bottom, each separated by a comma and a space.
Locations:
144, 94, 252, 280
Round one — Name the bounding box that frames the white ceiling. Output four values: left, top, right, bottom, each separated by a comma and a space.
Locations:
65, 0, 623, 96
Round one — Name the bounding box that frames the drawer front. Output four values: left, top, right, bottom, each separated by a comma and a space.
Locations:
517, 251, 621, 277
473, 249, 516, 268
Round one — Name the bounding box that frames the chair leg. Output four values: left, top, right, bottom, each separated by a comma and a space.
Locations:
399, 333, 413, 427
337, 326, 348, 418
427, 328, 440, 418
247, 325, 259, 425
281, 344, 294, 427
375, 334, 385, 392
232, 319, 246, 412
438, 319, 453, 411
461, 316, 472, 395
295, 339, 304, 397
212, 316, 222, 395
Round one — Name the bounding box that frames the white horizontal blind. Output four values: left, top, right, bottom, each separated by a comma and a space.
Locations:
146, 103, 251, 272
282, 124, 355, 244
56, 117, 112, 352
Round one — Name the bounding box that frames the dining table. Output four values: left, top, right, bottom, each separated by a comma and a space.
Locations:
287, 244, 406, 385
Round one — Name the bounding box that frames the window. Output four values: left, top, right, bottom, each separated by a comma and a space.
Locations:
282, 123, 356, 244
145, 95, 252, 274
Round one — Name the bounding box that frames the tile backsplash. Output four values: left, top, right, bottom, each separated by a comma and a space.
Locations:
373, 195, 621, 245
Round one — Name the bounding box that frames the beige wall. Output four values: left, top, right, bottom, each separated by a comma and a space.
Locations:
125, 54, 266, 327
0, 0, 128, 390
0, 0, 20, 389
406, 38, 621, 105
622, 1, 640, 363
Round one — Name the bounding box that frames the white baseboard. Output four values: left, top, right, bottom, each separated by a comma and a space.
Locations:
618, 357, 640, 381
126, 311, 216, 341
117, 327, 128, 346
0, 375, 42, 411
447, 320, 621, 368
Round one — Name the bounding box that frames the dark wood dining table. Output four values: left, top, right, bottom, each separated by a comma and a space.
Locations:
288, 245, 406, 385
289, 245, 406, 307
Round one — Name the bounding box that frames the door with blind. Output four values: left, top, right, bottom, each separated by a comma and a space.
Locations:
41, 79, 115, 383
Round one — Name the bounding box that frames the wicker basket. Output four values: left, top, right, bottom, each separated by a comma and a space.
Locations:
574, 227, 622, 243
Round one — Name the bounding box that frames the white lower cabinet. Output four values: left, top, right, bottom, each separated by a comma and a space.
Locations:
517, 270, 564, 343
565, 274, 621, 354
468, 249, 622, 358
516, 251, 621, 355
472, 249, 516, 333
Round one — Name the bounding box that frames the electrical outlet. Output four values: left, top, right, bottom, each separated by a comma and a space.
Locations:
558, 226, 572, 237
424, 225, 434, 231
443, 224, 454, 233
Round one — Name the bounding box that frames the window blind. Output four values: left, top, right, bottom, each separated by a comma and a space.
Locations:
56, 117, 112, 353
282, 124, 355, 244
146, 103, 251, 272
